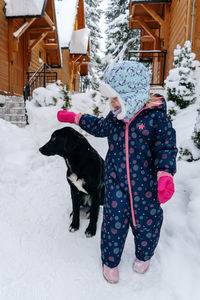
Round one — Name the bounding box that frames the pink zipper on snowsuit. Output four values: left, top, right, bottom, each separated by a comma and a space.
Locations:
124, 107, 145, 229
123, 99, 162, 228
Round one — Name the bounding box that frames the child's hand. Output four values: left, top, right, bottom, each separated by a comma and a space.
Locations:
57, 111, 81, 124
157, 174, 174, 204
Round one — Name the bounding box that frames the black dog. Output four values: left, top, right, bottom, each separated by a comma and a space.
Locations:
39, 127, 104, 237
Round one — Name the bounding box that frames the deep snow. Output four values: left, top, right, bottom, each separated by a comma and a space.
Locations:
0, 89, 200, 300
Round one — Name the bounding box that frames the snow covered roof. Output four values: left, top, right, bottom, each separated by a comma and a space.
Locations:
132, 0, 171, 3
5, 0, 47, 18
55, 0, 79, 48
69, 28, 90, 55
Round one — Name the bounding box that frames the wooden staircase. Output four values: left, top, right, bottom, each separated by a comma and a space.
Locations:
0, 96, 26, 128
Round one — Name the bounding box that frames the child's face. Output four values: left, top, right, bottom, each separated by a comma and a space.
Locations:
110, 97, 121, 110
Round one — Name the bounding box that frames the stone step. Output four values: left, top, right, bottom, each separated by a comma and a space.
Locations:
10, 121, 27, 128
0, 95, 27, 127
7, 96, 25, 102
3, 114, 26, 122
0, 107, 26, 115
5, 102, 25, 108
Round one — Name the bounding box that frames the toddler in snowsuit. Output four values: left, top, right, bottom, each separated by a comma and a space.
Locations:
57, 61, 178, 284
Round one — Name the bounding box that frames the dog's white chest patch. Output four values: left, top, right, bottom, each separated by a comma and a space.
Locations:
83, 195, 91, 206
68, 173, 88, 194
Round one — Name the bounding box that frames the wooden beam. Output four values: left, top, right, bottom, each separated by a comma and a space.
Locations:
71, 55, 90, 63
71, 55, 82, 63
129, 0, 134, 16
141, 35, 154, 42
28, 27, 54, 33
13, 18, 36, 39
131, 16, 161, 23
137, 19, 157, 40
70, 63, 76, 91
43, 12, 55, 29
30, 32, 49, 51
69, 55, 82, 90
29, 29, 55, 41
44, 44, 58, 50
141, 4, 164, 27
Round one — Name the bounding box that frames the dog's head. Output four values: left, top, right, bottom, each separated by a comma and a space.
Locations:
39, 127, 85, 157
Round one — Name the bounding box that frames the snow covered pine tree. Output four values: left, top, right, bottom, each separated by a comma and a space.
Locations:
85, 0, 103, 89
166, 41, 197, 109
103, 0, 140, 70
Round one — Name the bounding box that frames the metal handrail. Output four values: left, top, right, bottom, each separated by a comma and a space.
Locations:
23, 63, 57, 101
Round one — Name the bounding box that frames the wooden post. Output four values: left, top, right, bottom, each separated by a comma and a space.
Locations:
8, 19, 14, 94
163, 4, 170, 50
24, 31, 29, 87
70, 55, 82, 90
193, 0, 200, 58
76, 0, 85, 29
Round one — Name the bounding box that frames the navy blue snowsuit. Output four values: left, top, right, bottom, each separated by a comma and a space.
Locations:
79, 96, 177, 268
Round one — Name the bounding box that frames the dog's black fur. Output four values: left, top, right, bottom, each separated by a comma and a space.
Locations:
39, 127, 104, 237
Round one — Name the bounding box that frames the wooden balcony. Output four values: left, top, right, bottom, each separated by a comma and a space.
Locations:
128, 50, 167, 86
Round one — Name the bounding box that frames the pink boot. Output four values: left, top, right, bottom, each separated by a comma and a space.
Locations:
133, 258, 150, 274
103, 264, 119, 283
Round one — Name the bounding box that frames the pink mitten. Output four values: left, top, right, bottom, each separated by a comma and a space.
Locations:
157, 173, 174, 204
57, 110, 81, 124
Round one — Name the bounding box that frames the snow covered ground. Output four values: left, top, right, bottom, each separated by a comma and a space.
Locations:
0, 88, 200, 300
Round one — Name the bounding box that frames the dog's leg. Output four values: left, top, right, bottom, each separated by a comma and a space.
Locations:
100, 185, 105, 205
69, 184, 82, 233
85, 209, 90, 219
85, 189, 101, 237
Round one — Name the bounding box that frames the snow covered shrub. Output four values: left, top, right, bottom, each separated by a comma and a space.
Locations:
32, 83, 63, 107
178, 108, 200, 162
166, 41, 197, 109
93, 106, 100, 117
91, 92, 100, 116
167, 100, 179, 121
168, 108, 177, 121
179, 145, 200, 162
61, 86, 72, 110
92, 92, 109, 117
32, 82, 72, 108
178, 147, 194, 162
192, 109, 200, 150
192, 60, 200, 98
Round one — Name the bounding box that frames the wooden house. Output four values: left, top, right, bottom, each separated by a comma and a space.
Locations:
0, 0, 61, 96
129, 0, 200, 85
55, 0, 90, 91
0, 0, 90, 98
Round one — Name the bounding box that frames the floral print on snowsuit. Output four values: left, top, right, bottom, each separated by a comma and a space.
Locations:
79, 95, 177, 268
